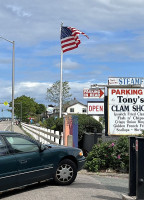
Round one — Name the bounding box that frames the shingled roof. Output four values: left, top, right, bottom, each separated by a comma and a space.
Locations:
65, 98, 87, 108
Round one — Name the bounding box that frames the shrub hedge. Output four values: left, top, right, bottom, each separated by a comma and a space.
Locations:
45, 114, 103, 142
85, 136, 129, 173
76, 114, 103, 141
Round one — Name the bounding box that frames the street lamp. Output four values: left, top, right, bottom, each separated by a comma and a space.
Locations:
0, 36, 15, 131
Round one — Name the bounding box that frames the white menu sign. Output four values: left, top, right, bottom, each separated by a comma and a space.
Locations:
108, 88, 144, 135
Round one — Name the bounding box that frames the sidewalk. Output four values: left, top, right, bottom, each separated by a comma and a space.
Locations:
13, 125, 25, 134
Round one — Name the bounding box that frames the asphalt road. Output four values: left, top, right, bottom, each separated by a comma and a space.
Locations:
91, 174, 128, 199
0, 172, 128, 200
0, 121, 24, 133
0, 121, 11, 131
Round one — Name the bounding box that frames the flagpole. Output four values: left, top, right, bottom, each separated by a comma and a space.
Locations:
59, 22, 63, 118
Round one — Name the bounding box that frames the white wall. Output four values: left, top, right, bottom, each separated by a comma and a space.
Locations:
92, 115, 100, 121
66, 103, 102, 123
66, 103, 87, 114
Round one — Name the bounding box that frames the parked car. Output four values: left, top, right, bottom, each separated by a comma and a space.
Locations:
0, 131, 85, 193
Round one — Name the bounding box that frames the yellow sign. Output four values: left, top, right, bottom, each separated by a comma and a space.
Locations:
4, 101, 8, 106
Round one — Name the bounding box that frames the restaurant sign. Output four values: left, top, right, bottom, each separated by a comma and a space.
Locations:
108, 88, 144, 135
83, 88, 104, 98
108, 77, 144, 86
88, 101, 104, 115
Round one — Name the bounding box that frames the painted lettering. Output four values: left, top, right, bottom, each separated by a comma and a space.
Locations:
117, 96, 137, 104
111, 89, 143, 95
133, 105, 144, 111
111, 105, 129, 111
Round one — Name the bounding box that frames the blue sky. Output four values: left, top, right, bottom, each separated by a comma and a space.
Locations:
0, 0, 144, 117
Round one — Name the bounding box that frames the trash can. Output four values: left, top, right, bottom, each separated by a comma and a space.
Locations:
83, 132, 102, 153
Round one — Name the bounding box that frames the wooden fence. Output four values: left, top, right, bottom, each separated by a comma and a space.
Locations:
21, 123, 63, 145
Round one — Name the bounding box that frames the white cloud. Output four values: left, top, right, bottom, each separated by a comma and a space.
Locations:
0, 0, 143, 46
0, 80, 50, 104
15, 82, 51, 102
0, 80, 107, 105
56, 58, 80, 70
6, 5, 31, 17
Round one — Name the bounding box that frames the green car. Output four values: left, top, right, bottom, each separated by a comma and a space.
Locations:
0, 131, 85, 193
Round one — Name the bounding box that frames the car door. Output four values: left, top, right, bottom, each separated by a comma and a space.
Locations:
5, 135, 53, 186
0, 136, 19, 191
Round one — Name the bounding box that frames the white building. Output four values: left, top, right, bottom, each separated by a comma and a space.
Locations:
46, 99, 102, 121
65, 99, 101, 121
66, 102, 87, 114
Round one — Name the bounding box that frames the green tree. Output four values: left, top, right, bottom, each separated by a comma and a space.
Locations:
76, 114, 103, 141
99, 116, 105, 128
44, 114, 103, 142
36, 104, 46, 114
9, 95, 46, 122
46, 81, 72, 108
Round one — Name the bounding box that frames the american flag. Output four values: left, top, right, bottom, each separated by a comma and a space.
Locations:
61, 26, 89, 53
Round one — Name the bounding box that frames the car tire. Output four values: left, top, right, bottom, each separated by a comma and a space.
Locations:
54, 159, 77, 185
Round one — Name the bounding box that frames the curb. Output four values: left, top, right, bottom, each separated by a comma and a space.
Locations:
122, 194, 136, 200
78, 169, 129, 178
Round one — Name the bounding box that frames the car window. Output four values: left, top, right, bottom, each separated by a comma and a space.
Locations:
5, 136, 39, 153
0, 136, 9, 156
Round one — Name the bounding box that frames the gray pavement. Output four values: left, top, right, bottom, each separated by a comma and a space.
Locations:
80, 170, 129, 199
13, 125, 25, 134
0, 172, 128, 200
0, 121, 25, 134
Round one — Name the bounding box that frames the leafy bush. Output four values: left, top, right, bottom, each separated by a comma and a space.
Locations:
43, 114, 103, 148
45, 117, 57, 129
138, 130, 144, 137
55, 118, 63, 132
85, 136, 129, 173
39, 121, 44, 127
75, 114, 103, 141
45, 117, 63, 131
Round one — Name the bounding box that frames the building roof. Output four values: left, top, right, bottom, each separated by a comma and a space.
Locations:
65, 98, 87, 109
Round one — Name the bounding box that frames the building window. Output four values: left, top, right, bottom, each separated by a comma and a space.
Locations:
82, 108, 86, 113
70, 108, 74, 112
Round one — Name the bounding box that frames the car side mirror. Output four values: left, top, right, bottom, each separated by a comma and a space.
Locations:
39, 144, 46, 152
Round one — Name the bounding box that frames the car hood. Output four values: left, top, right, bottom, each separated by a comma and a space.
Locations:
45, 144, 70, 148
45, 144, 79, 151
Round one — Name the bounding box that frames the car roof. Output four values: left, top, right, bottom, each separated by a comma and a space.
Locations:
0, 131, 22, 136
